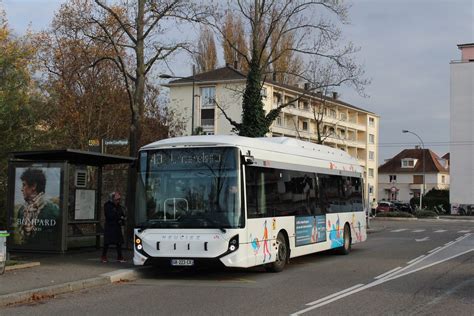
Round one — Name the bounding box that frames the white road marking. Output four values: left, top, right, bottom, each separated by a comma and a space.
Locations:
428, 246, 441, 253
458, 230, 471, 233
292, 233, 474, 315
434, 230, 447, 233
374, 267, 402, 280
415, 237, 429, 242
391, 229, 408, 232
412, 229, 425, 233
291, 280, 385, 315
305, 284, 365, 306
407, 255, 425, 264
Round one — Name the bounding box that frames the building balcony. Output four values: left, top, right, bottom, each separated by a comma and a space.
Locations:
201, 119, 215, 127
324, 136, 366, 148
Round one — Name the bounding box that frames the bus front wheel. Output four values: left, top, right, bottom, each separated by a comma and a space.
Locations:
265, 232, 288, 273
337, 224, 352, 255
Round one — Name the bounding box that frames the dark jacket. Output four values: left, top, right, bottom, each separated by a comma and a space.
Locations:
103, 200, 125, 245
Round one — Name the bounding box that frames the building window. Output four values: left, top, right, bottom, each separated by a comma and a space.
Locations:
302, 121, 308, 131
441, 175, 445, 184
340, 113, 347, 121
200, 87, 215, 108
329, 109, 337, 118
413, 175, 423, 184
369, 134, 375, 144
201, 108, 215, 126
369, 168, 374, 178
402, 158, 416, 168
389, 175, 397, 182
369, 151, 375, 160
369, 117, 375, 127
276, 116, 282, 126
261, 87, 267, 99
301, 101, 309, 110
273, 93, 282, 107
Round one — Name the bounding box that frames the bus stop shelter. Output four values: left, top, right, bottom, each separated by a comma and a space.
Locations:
7, 149, 135, 253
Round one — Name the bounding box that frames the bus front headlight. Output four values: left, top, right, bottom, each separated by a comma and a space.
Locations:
135, 236, 144, 253
228, 234, 239, 252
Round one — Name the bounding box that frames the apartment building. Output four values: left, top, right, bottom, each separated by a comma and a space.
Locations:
450, 43, 474, 214
164, 65, 379, 202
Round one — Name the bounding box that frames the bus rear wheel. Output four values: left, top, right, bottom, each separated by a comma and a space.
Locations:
337, 224, 351, 255
265, 232, 288, 273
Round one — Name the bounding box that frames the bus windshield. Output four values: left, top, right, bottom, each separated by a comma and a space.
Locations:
136, 147, 242, 229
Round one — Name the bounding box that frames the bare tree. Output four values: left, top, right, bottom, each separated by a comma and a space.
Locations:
193, 25, 217, 73
306, 57, 363, 144
59, 0, 206, 241
206, 0, 368, 137
90, 0, 205, 155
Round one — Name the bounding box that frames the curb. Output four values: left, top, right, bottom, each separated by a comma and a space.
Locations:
5, 262, 41, 272
0, 268, 140, 307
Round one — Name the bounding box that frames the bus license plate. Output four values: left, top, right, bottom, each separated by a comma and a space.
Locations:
171, 259, 194, 266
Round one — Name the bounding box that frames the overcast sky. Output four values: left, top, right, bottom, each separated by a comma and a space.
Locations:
3, 0, 473, 163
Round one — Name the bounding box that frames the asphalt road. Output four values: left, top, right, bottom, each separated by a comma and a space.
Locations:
5, 219, 473, 315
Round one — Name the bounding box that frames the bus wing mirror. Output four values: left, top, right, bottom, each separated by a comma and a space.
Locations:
244, 156, 254, 165
242, 151, 254, 165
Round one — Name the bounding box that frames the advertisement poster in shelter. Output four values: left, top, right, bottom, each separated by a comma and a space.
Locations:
9, 163, 63, 251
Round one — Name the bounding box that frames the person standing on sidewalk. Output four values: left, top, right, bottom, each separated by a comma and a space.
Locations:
370, 198, 378, 217
101, 192, 126, 263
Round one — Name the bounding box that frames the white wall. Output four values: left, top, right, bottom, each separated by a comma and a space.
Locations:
450, 62, 474, 205
169, 85, 192, 135
378, 172, 449, 202
215, 83, 244, 134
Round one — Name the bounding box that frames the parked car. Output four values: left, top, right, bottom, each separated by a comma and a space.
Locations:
392, 201, 413, 213
375, 201, 397, 214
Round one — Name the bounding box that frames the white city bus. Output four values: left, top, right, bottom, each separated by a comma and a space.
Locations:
133, 135, 367, 272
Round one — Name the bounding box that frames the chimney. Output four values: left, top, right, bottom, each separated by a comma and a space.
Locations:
304, 82, 310, 90
272, 72, 277, 81
332, 92, 338, 99
316, 91, 322, 97
457, 43, 474, 62
233, 60, 238, 69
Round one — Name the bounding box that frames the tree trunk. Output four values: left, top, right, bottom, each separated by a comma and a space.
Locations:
125, 0, 146, 248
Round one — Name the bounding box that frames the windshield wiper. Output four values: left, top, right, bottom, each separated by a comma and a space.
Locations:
203, 217, 227, 233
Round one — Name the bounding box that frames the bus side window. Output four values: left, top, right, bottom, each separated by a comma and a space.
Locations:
245, 167, 268, 218
245, 167, 258, 218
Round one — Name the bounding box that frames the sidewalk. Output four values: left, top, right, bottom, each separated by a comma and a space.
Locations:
0, 248, 140, 307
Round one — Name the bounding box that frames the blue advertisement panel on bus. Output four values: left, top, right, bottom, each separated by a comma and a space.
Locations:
295, 215, 326, 246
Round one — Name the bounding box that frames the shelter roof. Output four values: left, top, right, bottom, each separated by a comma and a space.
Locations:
11, 149, 135, 166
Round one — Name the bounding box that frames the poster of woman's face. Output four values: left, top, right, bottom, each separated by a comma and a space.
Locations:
10, 165, 62, 251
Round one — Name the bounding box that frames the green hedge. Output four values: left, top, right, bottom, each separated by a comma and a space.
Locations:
410, 189, 450, 214
376, 210, 438, 218
414, 210, 439, 218
376, 211, 414, 218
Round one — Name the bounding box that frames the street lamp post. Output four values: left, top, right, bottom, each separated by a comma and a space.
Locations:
402, 129, 425, 209
159, 66, 197, 134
